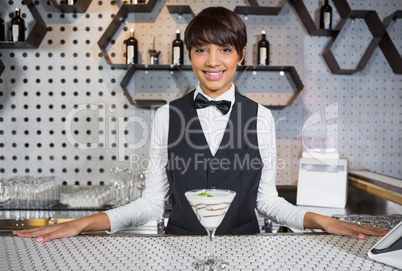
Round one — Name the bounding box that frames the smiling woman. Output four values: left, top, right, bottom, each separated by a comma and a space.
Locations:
189, 43, 243, 98
184, 7, 247, 98
184, 7, 247, 61
13, 6, 389, 247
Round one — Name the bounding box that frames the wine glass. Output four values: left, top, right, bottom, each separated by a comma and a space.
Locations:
185, 189, 236, 270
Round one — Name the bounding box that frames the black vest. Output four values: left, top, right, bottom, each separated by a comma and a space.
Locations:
165, 90, 263, 234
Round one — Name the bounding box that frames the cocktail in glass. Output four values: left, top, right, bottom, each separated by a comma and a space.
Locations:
185, 189, 236, 270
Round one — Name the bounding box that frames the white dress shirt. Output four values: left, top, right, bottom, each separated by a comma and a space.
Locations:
105, 83, 306, 233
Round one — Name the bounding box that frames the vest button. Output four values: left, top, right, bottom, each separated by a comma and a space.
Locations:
210, 168, 215, 173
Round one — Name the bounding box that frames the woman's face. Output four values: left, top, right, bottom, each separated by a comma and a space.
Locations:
189, 43, 245, 98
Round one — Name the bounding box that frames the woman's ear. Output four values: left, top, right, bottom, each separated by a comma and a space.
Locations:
188, 50, 192, 61
239, 47, 246, 64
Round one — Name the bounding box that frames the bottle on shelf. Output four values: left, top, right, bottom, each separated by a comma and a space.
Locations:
126, 28, 138, 65
0, 14, 5, 42
130, 0, 146, 3
172, 29, 184, 65
66, 0, 77, 5
10, 8, 25, 42
319, 0, 332, 30
257, 30, 269, 66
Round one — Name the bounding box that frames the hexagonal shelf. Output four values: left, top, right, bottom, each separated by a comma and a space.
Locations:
120, 64, 192, 106
234, 0, 287, 16
322, 10, 386, 74
49, 0, 92, 13
241, 65, 304, 108
0, 0, 47, 48
379, 10, 402, 74
290, 0, 351, 37
120, 64, 304, 108
97, 0, 158, 66
167, 5, 194, 17
0, 59, 4, 76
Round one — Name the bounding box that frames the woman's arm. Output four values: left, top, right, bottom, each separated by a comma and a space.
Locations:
256, 105, 307, 229
13, 213, 110, 242
256, 106, 389, 239
303, 212, 389, 239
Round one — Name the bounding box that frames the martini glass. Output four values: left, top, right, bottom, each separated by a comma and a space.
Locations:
185, 189, 236, 270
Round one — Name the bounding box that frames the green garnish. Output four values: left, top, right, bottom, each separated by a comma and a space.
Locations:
198, 191, 213, 197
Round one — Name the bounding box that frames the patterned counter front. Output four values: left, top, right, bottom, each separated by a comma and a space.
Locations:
0, 233, 396, 270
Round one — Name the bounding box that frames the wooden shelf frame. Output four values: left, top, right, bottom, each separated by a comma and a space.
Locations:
0, 59, 4, 77
379, 10, 402, 74
166, 5, 194, 17
322, 10, 386, 75
97, 0, 158, 65
234, 0, 286, 16
48, 0, 92, 13
0, 0, 48, 49
290, 0, 351, 37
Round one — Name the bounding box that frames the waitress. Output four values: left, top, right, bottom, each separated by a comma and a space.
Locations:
13, 6, 388, 242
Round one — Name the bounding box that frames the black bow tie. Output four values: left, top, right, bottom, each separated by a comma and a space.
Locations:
194, 93, 232, 115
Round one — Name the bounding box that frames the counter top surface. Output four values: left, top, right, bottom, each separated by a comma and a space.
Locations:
0, 232, 397, 270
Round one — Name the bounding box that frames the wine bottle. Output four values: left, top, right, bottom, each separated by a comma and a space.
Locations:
10, 8, 25, 42
126, 28, 138, 64
67, 0, 77, 5
319, 0, 332, 30
0, 14, 5, 42
172, 30, 184, 65
257, 30, 269, 66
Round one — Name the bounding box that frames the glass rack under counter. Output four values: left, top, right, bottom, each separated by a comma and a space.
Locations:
0, 168, 147, 211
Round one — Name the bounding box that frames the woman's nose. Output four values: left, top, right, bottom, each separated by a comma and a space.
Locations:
206, 50, 219, 66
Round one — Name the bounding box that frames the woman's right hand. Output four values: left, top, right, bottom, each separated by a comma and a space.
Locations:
12, 213, 111, 242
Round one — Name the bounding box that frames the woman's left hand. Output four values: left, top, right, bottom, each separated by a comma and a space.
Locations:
304, 212, 389, 239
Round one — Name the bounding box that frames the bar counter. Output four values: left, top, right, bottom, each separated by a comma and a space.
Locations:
1, 184, 401, 270
0, 232, 396, 270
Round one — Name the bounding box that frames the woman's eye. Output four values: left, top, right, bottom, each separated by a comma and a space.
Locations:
195, 48, 206, 53
222, 48, 232, 53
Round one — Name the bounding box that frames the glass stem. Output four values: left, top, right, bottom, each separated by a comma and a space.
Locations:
207, 228, 216, 260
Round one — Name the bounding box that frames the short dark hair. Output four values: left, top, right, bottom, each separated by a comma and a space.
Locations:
184, 6, 247, 61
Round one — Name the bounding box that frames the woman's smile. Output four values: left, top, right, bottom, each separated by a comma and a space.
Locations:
203, 70, 225, 80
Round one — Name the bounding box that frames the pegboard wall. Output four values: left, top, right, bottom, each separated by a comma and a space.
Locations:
0, 0, 401, 186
